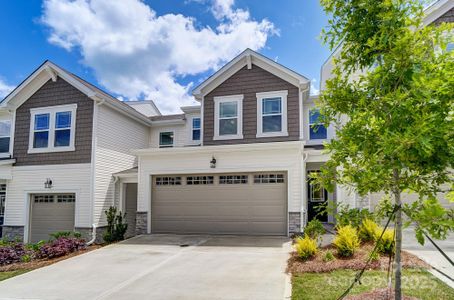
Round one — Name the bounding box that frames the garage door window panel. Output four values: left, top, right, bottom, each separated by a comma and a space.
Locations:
254, 174, 285, 184
156, 176, 182, 186
186, 176, 214, 185
219, 175, 248, 184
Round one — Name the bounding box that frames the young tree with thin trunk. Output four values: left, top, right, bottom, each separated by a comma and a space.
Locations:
317, 1, 454, 299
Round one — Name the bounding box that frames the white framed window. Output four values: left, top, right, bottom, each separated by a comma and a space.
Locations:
214, 95, 243, 140
28, 104, 77, 154
0, 120, 11, 157
308, 108, 327, 140
159, 131, 174, 148
192, 117, 201, 141
256, 90, 288, 137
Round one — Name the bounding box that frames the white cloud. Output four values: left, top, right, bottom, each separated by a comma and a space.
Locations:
0, 78, 14, 99
41, 0, 277, 113
310, 78, 319, 96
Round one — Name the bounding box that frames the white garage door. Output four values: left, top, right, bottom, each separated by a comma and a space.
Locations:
151, 173, 287, 235
30, 194, 75, 242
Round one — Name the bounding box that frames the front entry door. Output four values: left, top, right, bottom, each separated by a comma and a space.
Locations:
307, 172, 328, 222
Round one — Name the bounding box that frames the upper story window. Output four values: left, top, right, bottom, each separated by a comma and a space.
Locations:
28, 104, 77, 154
159, 131, 174, 148
0, 120, 11, 155
256, 91, 288, 138
214, 95, 243, 140
309, 108, 327, 140
192, 117, 201, 141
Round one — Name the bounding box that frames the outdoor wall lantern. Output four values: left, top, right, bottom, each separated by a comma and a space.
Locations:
210, 156, 217, 168
44, 178, 53, 189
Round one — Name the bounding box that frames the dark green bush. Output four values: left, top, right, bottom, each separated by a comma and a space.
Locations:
304, 219, 326, 240
103, 206, 128, 243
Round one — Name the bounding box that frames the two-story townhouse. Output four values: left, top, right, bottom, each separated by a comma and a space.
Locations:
319, 0, 454, 212
0, 61, 156, 242
1, 47, 358, 243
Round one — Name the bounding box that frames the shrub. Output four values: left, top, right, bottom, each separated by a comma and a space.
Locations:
36, 237, 86, 259
323, 250, 335, 262
103, 206, 128, 243
49, 231, 72, 240
359, 219, 380, 242
374, 227, 395, 254
295, 235, 318, 260
369, 250, 380, 262
336, 205, 375, 229
333, 225, 360, 257
26, 240, 46, 252
0, 242, 29, 265
304, 219, 326, 240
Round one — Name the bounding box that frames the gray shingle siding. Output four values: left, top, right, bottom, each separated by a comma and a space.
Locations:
203, 64, 300, 145
13, 78, 93, 166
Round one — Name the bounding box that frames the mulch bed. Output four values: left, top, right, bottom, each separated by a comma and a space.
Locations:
287, 243, 429, 274
0, 244, 103, 272
345, 288, 419, 300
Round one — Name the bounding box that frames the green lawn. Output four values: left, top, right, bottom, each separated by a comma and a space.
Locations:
0, 269, 31, 281
292, 269, 454, 300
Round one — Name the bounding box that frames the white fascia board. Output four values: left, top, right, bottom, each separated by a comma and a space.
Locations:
423, 0, 453, 25
192, 49, 310, 99
0, 159, 16, 166
180, 105, 201, 114
151, 119, 186, 127
133, 141, 305, 156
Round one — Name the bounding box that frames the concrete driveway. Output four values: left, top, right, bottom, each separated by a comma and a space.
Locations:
0, 235, 291, 300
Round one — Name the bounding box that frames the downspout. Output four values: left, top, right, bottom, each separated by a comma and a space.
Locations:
86, 224, 98, 246
301, 152, 309, 232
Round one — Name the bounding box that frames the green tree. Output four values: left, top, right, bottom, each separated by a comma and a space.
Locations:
318, 0, 454, 299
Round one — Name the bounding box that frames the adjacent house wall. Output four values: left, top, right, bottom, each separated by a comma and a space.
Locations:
13, 78, 93, 166
203, 64, 300, 145
3, 163, 92, 239
93, 105, 149, 226
431, 7, 454, 25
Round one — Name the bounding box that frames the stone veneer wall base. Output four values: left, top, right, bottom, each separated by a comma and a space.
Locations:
2, 226, 25, 241
136, 212, 147, 235
288, 212, 301, 234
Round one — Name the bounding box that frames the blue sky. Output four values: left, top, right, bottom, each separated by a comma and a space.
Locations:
0, 0, 330, 113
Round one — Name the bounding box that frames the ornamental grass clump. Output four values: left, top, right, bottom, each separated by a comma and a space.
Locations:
333, 225, 360, 257
359, 219, 380, 243
295, 235, 318, 260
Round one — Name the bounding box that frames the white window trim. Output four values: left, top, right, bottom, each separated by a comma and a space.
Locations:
190, 116, 201, 142
28, 104, 77, 154
159, 131, 175, 148
308, 108, 327, 141
0, 118, 11, 158
256, 90, 288, 138
213, 95, 243, 140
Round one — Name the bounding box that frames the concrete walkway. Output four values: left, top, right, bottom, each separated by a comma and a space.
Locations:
0, 235, 292, 300
402, 227, 454, 289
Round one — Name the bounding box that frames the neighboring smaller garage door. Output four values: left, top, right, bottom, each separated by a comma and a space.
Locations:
30, 194, 75, 242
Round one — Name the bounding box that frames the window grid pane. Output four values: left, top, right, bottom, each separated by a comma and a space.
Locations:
192, 118, 201, 129
253, 174, 285, 184
219, 118, 237, 135
55, 111, 71, 129
262, 98, 282, 115
33, 195, 55, 203
34, 114, 50, 130
33, 131, 49, 148
155, 176, 182, 186
219, 175, 248, 184
219, 102, 237, 118
186, 176, 214, 185
57, 194, 76, 203
0, 121, 11, 137
54, 129, 71, 147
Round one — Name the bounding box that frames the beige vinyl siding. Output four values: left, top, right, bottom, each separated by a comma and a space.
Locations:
93, 105, 149, 226
137, 142, 303, 214
150, 125, 186, 148
4, 164, 91, 227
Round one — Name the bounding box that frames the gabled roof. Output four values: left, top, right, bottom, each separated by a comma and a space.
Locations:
1, 60, 152, 126
192, 48, 310, 100
423, 0, 453, 25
